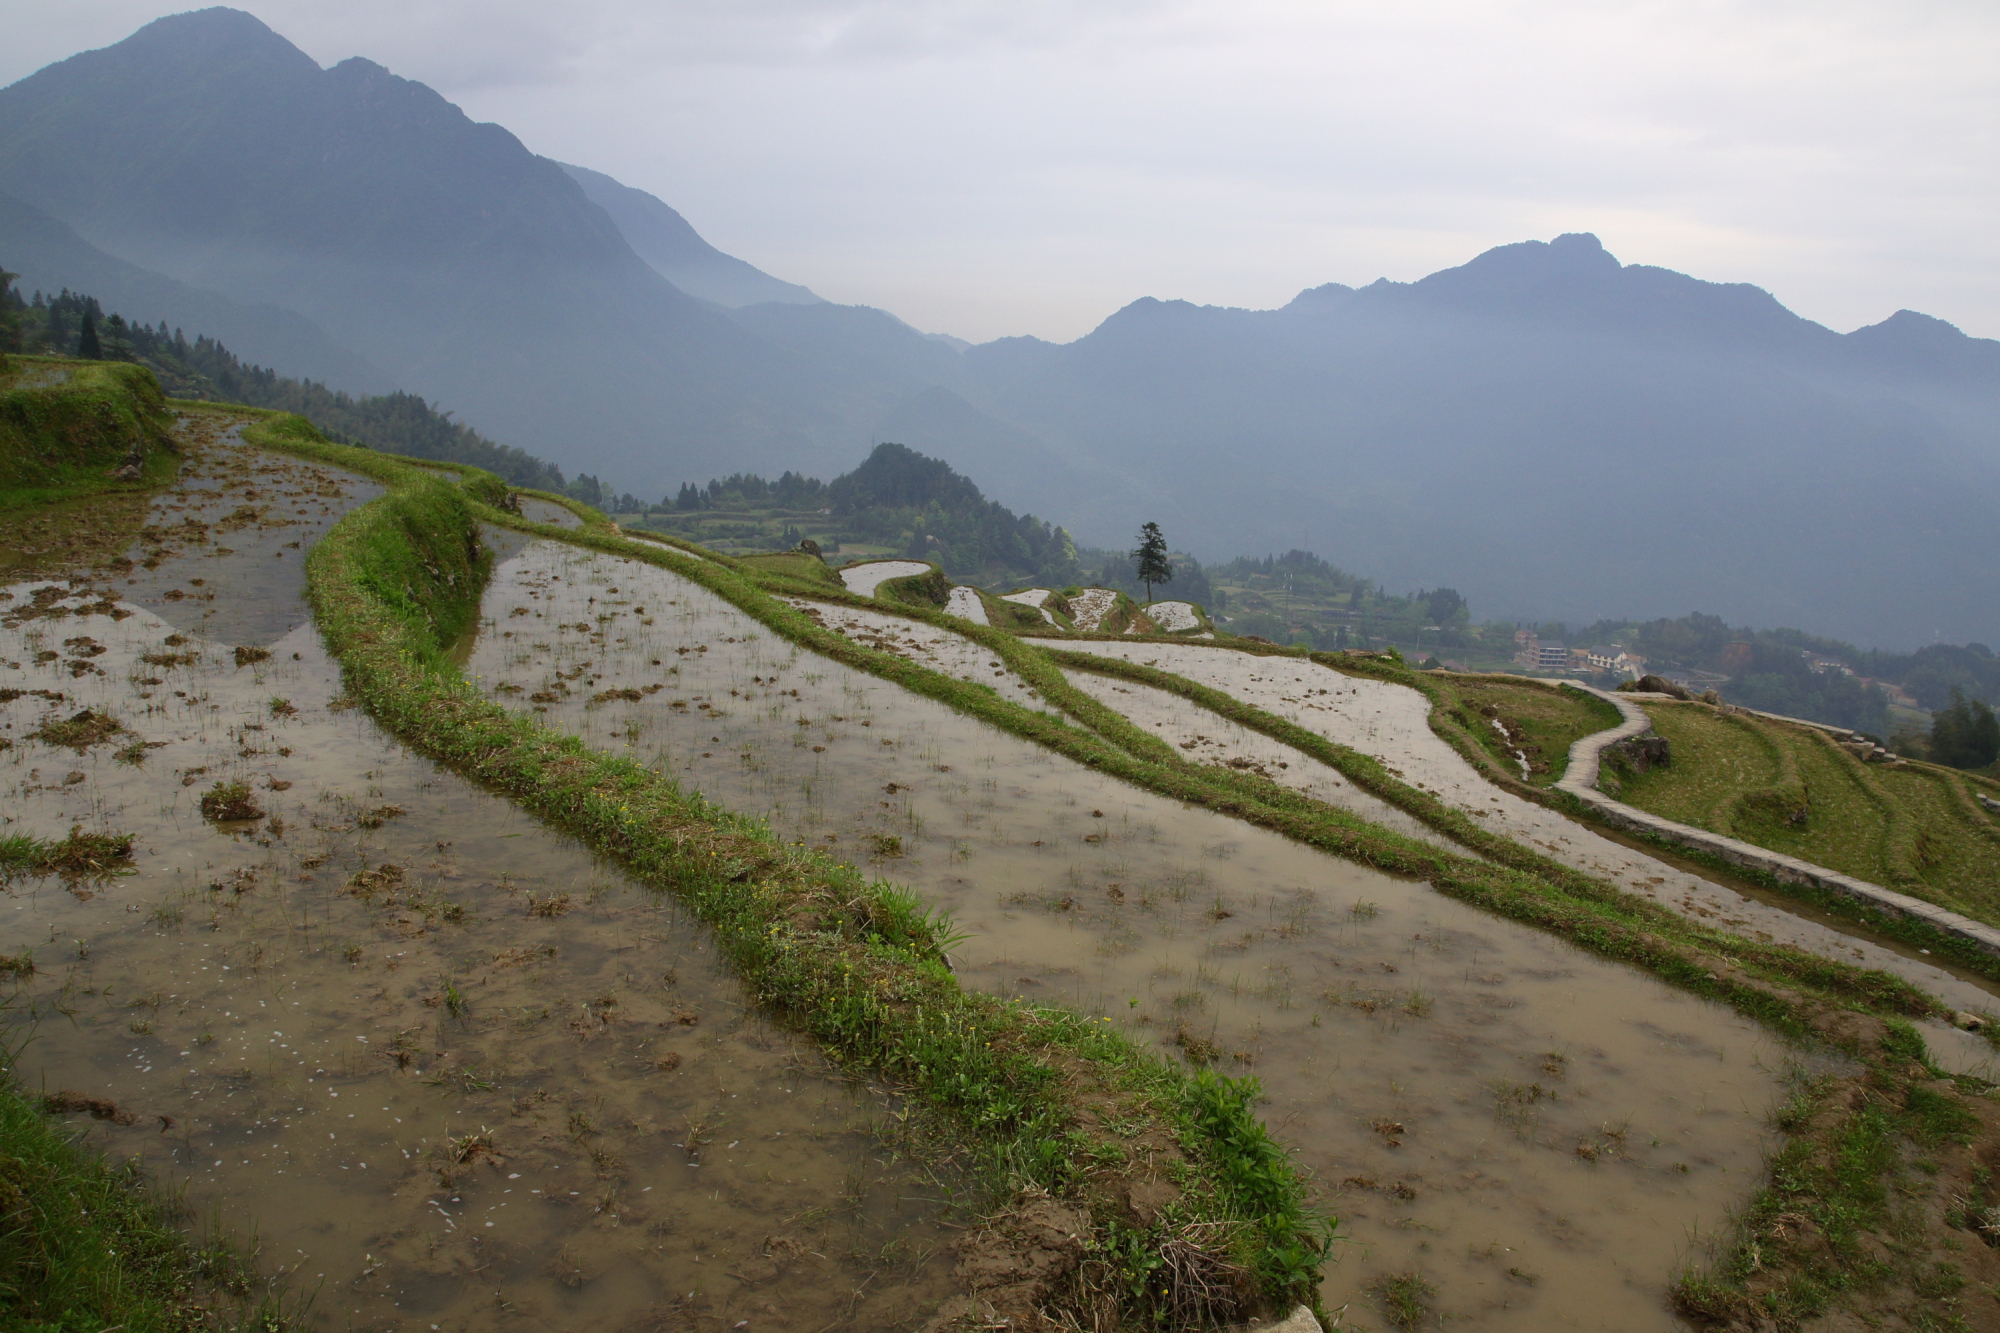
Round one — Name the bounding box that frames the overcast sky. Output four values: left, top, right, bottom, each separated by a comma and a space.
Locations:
6, 1, 1996, 344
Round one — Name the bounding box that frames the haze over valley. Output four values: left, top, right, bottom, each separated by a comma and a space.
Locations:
11, 9, 2000, 1333
3, 8, 1998, 650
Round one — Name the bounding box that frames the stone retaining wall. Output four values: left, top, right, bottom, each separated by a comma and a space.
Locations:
1554, 683, 2000, 961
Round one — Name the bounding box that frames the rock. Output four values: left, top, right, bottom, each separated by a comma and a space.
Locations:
1607, 731, 1671, 774
1234, 1307, 1324, 1333
1122, 1177, 1181, 1228
919, 1195, 1090, 1333
797, 538, 822, 560
1978, 793, 2000, 815
1634, 674, 1692, 701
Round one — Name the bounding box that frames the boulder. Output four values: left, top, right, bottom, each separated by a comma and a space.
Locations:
1608, 732, 1671, 774
1632, 674, 1692, 701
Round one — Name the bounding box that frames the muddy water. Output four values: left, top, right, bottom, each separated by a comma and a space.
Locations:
0, 436, 958, 1332
517, 498, 581, 529
465, 540, 1805, 1331
1060, 668, 1457, 850
1063, 642, 2000, 1024
782, 597, 1043, 710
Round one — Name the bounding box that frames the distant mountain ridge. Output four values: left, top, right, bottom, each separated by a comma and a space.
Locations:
0, 188, 388, 391
0, 7, 935, 485
2, 11, 1996, 647
557, 162, 819, 309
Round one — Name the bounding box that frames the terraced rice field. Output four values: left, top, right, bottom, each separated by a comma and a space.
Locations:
1622, 702, 2000, 921
459, 538, 1806, 1331
0, 425, 958, 1332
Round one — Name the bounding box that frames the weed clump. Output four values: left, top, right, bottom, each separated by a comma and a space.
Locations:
0, 826, 135, 879
31, 708, 123, 750
1376, 1271, 1437, 1329
198, 780, 264, 822
279, 411, 1336, 1325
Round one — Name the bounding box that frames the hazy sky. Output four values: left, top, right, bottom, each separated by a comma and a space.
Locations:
6, 1, 1996, 344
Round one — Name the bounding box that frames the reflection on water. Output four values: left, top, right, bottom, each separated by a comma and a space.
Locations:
517, 498, 582, 529
464, 540, 1806, 1330
0, 433, 957, 1332
1061, 641, 2000, 1017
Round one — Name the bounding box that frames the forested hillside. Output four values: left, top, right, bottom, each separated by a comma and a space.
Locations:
0, 281, 564, 489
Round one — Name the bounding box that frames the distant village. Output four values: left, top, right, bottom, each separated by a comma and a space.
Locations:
1505, 630, 1919, 709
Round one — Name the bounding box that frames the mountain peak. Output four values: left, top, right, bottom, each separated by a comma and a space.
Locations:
115, 8, 316, 71
1844, 308, 2000, 380
1421, 231, 1622, 295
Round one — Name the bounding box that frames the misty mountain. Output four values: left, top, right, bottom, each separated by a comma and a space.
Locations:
4, 12, 1996, 647
945, 235, 2000, 647
0, 7, 946, 486
557, 161, 821, 309
0, 188, 387, 391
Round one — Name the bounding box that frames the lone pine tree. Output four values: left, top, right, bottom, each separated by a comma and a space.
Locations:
1133, 521, 1174, 603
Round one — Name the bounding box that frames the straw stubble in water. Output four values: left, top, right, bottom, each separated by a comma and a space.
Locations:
0, 433, 959, 1332
466, 540, 1805, 1330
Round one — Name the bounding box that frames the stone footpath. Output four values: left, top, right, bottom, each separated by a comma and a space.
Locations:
1556, 684, 2000, 962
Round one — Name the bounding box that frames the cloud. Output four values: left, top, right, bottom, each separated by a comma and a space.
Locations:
4, 0, 1998, 343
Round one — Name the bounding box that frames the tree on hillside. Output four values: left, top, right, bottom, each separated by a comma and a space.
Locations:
76, 310, 102, 360
1931, 687, 2000, 769
1132, 521, 1174, 603
0, 269, 19, 352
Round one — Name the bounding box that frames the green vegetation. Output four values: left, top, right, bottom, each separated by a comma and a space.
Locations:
1209, 549, 1464, 654
1675, 1026, 1991, 1331
240, 410, 1332, 1326
1442, 674, 1622, 787
0, 355, 172, 510
1929, 688, 2000, 771
1132, 521, 1174, 603
631, 442, 1087, 587
0, 1043, 280, 1331
1615, 702, 2000, 921
0, 828, 134, 880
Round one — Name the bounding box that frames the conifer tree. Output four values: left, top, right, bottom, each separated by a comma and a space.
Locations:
0, 269, 18, 353
1132, 521, 1174, 603
1931, 687, 2000, 769
76, 309, 102, 360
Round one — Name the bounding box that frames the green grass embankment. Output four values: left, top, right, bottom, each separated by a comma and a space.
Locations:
0, 356, 175, 511
1621, 702, 2000, 920
443, 474, 1947, 1028
231, 411, 1331, 1328
0, 1042, 282, 1333
1443, 673, 1622, 785
225, 405, 2000, 1332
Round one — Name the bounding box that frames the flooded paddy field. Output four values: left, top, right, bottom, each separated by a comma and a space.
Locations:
0, 430, 958, 1333
465, 539, 1810, 1330
1062, 641, 2000, 1027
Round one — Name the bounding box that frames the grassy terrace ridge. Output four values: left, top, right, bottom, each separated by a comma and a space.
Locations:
1616, 701, 2000, 913
205, 401, 2000, 1331
500, 531, 1952, 1026
1286, 654, 2000, 984
221, 408, 1328, 1329
0, 1035, 292, 1333
424, 476, 1955, 1029
0, 354, 176, 511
